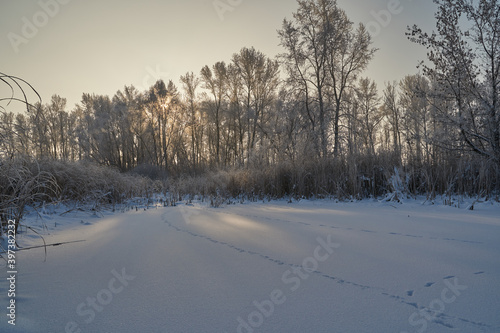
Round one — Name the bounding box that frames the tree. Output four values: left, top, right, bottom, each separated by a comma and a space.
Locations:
112, 85, 141, 170
231, 47, 280, 160
327, 16, 376, 157
278, 0, 376, 158
355, 78, 382, 156
381, 81, 402, 162
142, 80, 182, 172
408, 0, 500, 162
278, 0, 331, 157
14, 113, 30, 156
0, 111, 15, 158
45, 95, 68, 160
226, 64, 246, 166
399, 75, 431, 165
200, 62, 227, 166
180, 72, 201, 170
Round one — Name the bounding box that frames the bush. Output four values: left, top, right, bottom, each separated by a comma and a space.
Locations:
0, 157, 153, 235
164, 152, 499, 204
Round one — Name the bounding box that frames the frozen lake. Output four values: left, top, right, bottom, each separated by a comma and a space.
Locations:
1, 199, 499, 332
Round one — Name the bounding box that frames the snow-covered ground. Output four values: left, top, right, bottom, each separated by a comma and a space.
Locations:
1, 198, 499, 332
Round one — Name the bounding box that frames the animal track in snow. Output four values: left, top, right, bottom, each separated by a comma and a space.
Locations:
163, 211, 495, 332
211, 208, 484, 245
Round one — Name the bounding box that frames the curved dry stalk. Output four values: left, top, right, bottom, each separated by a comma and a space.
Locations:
0, 72, 41, 112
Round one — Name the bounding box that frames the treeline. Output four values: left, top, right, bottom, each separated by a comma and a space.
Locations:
1, 47, 281, 174
1, 0, 499, 204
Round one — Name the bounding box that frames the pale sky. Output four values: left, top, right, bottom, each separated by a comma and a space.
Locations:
1, 0, 437, 111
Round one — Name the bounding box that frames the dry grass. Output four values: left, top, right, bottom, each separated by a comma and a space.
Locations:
0, 157, 153, 235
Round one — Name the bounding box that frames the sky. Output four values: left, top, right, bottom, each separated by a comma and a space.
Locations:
1, 0, 437, 111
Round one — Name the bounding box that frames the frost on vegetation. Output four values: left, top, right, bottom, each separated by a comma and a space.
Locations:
384, 167, 408, 203
0, 158, 157, 236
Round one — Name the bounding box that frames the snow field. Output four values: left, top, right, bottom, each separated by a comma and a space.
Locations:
0, 198, 499, 332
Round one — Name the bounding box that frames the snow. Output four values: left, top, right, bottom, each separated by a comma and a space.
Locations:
1, 198, 500, 332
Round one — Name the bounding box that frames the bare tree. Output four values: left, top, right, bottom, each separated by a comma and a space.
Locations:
226, 64, 245, 166
201, 62, 227, 166
327, 18, 376, 157
408, 0, 500, 162
355, 78, 382, 156
381, 81, 402, 162
113, 85, 141, 170
278, 0, 331, 157
232, 47, 280, 160
180, 72, 201, 170
399, 75, 431, 165
278, 0, 376, 157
